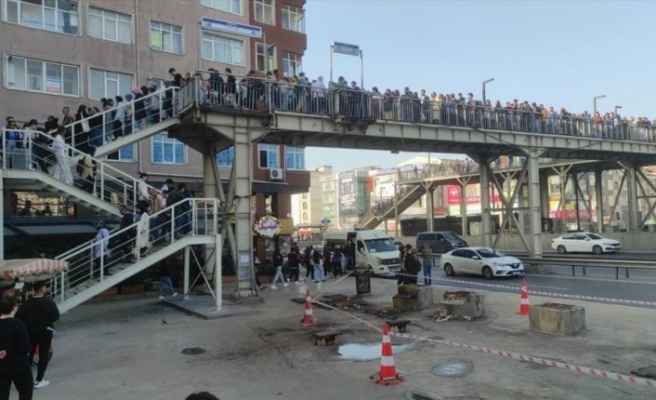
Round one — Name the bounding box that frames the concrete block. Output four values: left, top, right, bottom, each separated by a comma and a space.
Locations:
398, 284, 419, 296
392, 287, 434, 312
529, 303, 586, 336
437, 291, 485, 319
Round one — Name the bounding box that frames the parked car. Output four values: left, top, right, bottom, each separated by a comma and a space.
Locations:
415, 231, 468, 254
551, 232, 621, 255
440, 247, 525, 279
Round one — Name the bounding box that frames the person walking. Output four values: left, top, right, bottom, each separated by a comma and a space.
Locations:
303, 246, 313, 282
0, 295, 33, 400
135, 201, 150, 257
420, 245, 433, 286
93, 221, 111, 278
16, 281, 60, 390
50, 127, 73, 185
344, 239, 356, 272
287, 248, 300, 284
270, 251, 288, 289
312, 248, 325, 283
158, 261, 178, 300
331, 248, 343, 277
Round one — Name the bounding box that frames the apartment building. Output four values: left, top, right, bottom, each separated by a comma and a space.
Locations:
1, 0, 309, 255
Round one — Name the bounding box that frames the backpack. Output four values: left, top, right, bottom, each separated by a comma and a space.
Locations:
76, 157, 85, 175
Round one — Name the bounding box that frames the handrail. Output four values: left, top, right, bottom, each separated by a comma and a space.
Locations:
60, 86, 177, 151
1, 128, 145, 211
50, 197, 219, 303
178, 75, 656, 144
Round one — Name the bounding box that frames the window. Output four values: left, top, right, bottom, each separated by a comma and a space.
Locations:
254, 0, 274, 24
302, 212, 308, 220
201, 32, 243, 65
4, 0, 79, 34
302, 202, 308, 210
285, 146, 304, 170
256, 43, 276, 73
217, 146, 234, 166
258, 144, 277, 169
152, 133, 186, 164
5, 55, 79, 96
282, 51, 301, 77
106, 145, 135, 162
88, 6, 132, 44
89, 69, 133, 100
200, 0, 241, 15
150, 21, 183, 54
281, 4, 304, 33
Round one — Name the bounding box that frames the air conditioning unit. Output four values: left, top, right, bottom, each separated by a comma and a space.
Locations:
269, 168, 284, 181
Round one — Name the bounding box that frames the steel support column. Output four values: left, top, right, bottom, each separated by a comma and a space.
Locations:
540, 172, 550, 219
183, 245, 190, 299
203, 152, 218, 277
594, 168, 604, 233
424, 184, 435, 232
233, 127, 256, 296
626, 163, 640, 232
460, 184, 467, 236
479, 158, 492, 247
526, 149, 543, 257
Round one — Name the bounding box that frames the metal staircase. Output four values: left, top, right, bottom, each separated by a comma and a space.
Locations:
2, 129, 150, 217
50, 198, 219, 313
359, 184, 425, 230
61, 86, 179, 157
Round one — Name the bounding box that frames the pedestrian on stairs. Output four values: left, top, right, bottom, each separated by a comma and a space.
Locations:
93, 221, 111, 278
135, 201, 150, 257
50, 127, 73, 185
270, 251, 288, 289
16, 280, 60, 390
115, 205, 134, 263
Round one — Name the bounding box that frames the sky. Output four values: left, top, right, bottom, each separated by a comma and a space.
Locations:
301, 0, 656, 174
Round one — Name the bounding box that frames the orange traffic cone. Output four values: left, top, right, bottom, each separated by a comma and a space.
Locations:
516, 279, 530, 316
301, 289, 315, 327
371, 323, 403, 386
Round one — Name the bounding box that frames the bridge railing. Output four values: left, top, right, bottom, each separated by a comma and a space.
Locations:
179, 75, 656, 144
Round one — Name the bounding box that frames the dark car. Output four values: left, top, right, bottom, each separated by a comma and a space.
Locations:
415, 231, 468, 254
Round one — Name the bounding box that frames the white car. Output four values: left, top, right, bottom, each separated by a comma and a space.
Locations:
551, 232, 621, 255
439, 247, 525, 279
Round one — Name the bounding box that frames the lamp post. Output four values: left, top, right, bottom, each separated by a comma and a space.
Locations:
482, 78, 494, 105
593, 94, 606, 114
614, 105, 622, 116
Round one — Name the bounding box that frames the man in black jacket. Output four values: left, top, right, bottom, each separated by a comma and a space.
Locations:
16, 281, 60, 390
0, 295, 33, 399
114, 204, 134, 263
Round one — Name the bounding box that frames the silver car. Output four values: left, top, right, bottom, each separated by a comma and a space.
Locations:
440, 247, 525, 279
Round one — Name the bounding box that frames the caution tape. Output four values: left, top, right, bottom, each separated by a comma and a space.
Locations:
391, 331, 656, 389
393, 271, 656, 308
308, 296, 656, 389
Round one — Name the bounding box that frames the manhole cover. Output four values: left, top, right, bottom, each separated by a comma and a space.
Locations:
404, 391, 434, 400
181, 347, 206, 355
632, 366, 656, 379
432, 360, 474, 377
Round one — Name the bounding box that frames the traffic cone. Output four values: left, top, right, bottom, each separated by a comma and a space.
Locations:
301, 289, 315, 327
516, 279, 530, 316
371, 323, 403, 386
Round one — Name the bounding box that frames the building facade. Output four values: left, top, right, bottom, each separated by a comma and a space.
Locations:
1, 0, 309, 256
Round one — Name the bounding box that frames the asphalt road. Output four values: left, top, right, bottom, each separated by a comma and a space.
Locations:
409, 268, 656, 308
504, 250, 656, 261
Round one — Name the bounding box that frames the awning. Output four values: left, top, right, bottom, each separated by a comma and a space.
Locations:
0, 258, 68, 279
13, 224, 97, 236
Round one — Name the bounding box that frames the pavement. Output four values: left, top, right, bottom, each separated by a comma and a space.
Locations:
23, 274, 656, 400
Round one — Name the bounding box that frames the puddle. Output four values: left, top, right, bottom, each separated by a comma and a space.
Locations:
338, 343, 409, 361
432, 360, 474, 377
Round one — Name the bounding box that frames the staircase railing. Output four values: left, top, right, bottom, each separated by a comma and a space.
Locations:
359, 184, 423, 226
58, 86, 178, 151
50, 197, 219, 303
1, 128, 150, 211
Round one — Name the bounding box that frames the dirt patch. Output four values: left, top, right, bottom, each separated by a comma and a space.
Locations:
631, 366, 656, 379
181, 347, 206, 355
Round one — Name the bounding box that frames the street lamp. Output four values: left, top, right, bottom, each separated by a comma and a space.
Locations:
614, 105, 622, 116
482, 78, 494, 105
593, 94, 606, 114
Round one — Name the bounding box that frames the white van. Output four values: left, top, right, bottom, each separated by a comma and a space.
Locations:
323, 230, 401, 275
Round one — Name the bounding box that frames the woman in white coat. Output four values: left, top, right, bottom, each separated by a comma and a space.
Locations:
51, 127, 73, 185
135, 201, 150, 257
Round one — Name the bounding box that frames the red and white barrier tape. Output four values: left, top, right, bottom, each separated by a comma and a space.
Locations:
394, 271, 656, 307
391, 331, 656, 389
308, 296, 656, 389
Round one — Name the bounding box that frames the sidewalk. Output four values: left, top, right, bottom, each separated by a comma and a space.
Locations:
36, 276, 656, 400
